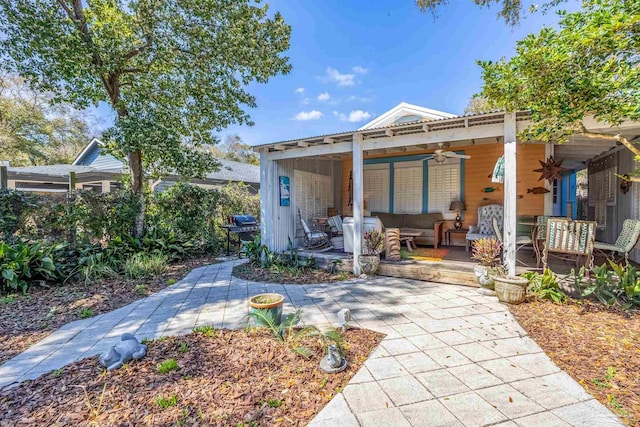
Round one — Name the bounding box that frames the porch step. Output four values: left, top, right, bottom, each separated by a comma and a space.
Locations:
377, 260, 478, 287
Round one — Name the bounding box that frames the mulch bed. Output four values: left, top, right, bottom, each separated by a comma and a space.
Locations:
0, 256, 218, 365
233, 263, 354, 284
0, 328, 383, 426
509, 300, 640, 426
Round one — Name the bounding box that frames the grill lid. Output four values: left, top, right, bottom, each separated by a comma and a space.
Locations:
232, 215, 257, 226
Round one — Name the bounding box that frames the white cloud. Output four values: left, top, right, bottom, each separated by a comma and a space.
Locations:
317, 92, 330, 102
300, 97, 310, 105
352, 66, 369, 74
326, 67, 355, 86
347, 95, 373, 103
333, 110, 371, 123
293, 110, 323, 121
294, 87, 305, 94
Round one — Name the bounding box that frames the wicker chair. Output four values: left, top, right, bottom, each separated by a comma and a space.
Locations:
542, 218, 597, 272
492, 217, 533, 266
594, 219, 640, 265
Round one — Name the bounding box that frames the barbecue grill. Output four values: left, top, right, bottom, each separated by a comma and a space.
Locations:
222, 214, 260, 255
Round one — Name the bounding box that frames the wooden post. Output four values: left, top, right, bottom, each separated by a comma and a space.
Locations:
0, 166, 7, 190
503, 113, 517, 276
260, 151, 275, 251
68, 172, 76, 193
352, 133, 364, 275
101, 180, 111, 193
544, 144, 554, 215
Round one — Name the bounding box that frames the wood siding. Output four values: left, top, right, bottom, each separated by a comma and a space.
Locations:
340, 142, 546, 228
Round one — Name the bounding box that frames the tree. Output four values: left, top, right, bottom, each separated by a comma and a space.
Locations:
477, 0, 640, 179
0, 75, 91, 165
0, 0, 291, 235
463, 96, 495, 115
207, 134, 260, 166
416, 0, 567, 26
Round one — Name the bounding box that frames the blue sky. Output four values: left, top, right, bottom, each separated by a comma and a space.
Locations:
93, 1, 579, 146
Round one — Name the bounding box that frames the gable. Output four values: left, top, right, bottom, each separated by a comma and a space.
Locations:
358, 102, 457, 130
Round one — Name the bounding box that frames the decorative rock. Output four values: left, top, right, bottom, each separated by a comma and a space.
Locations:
319, 344, 347, 373
338, 308, 351, 332
99, 334, 147, 371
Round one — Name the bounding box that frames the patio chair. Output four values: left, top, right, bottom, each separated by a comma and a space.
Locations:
492, 217, 533, 266
594, 219, 640, 266
542, 218, 597, 272
466, 204, 503, 251
297, 209, 332, 250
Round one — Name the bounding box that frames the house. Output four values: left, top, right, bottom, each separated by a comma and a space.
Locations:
254, 102, 640, 275
1, 138, 260, 193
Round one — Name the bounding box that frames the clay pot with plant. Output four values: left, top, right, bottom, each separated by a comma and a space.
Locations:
358, 230, 384, 275
471, 238, 504, 290
248, 293, 285, 326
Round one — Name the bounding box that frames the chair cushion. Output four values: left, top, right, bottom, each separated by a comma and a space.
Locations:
466, 232, 491, 241
372, 212, 404, 228
403, 213, 443, 229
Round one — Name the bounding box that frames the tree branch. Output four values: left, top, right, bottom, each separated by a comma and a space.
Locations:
578, 122, 640, 158
123, 41, 150, 61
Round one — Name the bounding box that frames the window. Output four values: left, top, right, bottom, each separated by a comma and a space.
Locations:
364, 163, 390, 213
293, 170, 333, 224
394, 160, 423, 213
428, 158, 460, 219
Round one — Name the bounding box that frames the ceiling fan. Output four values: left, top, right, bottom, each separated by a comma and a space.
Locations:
425, 143, 471, 163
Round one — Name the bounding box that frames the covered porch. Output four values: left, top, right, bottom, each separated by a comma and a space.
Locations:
255, 108, 638, 277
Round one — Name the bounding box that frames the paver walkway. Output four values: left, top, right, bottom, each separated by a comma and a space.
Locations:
0, 260, 622, 426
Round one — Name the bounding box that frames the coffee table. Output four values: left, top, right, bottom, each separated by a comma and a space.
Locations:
399, 231, 422, 252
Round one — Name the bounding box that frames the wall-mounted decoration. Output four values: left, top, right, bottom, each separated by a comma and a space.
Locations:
534, 156, 567, 184
279, 176, 290, 206
620, 174, 631, 194
527, 187, 550, 194
482, 187, 498, 193
348, 171, 353, 207
491, 155, 505, 183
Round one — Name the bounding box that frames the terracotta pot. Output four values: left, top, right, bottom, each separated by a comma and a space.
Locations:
474, 265, 495, 290
248, 293, 284, 326
358, 255, 380, 275
494, 276, 529, 304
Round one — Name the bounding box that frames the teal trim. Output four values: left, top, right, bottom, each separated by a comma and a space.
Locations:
422, 162, 429, 213
363, 154, 432, 165
389, 162, 395, 213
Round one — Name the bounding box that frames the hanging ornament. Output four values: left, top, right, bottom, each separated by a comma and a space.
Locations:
534, 156, 567, 184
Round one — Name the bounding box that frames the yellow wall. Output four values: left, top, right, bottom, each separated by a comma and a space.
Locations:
340, 142, 546, 228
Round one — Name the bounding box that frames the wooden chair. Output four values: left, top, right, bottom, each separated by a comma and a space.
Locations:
327, 215, 344, 236
297, 209, 332, 250
542, 218, 597, 272
594, 219, 640, 266
492, 217, 533, 266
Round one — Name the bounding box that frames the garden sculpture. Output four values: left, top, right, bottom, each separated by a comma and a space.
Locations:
99, 333, 147, 371
338, 308, 351, 332
320, 344, 347, 373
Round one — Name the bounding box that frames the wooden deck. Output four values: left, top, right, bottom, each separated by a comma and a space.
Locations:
300, 246, 589, 287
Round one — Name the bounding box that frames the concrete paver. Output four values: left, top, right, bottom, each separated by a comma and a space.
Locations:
0, 259, 622, 426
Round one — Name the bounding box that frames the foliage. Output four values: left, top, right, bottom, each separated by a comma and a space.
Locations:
156, 394, 178, 409
78, 307, 93, 319
0, 241, 57, 294
123, 253, 167, 279
157, 358, 178, 374
579, 261, 640, 310
521, 268, 567, 304
362, 230, 384, 256
0, 74, 92, 166
463, 96, 496, 115
245, 236, 267, 266
193, 325, 216, 337
0, 0, 291, 236
207, 134, 260, 166
246, 309, 344, 359
478, 0, 640, 178
471, 238, 502, 267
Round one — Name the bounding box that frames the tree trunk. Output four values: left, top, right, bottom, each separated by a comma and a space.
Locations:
128, 150, 145, 237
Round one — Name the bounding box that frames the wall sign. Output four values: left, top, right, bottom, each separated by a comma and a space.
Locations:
279, 176, 290, 206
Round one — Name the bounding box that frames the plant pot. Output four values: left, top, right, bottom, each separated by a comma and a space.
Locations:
474, 265, 495, 290
494, 276, 529, 304
358, 255, 380, 275
248, 293, 284, 326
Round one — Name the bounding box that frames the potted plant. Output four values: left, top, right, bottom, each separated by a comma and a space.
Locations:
358, 230, 384, 275
471, 238, 503, 290
494, 275, 530, 304
248, 293, 285, 326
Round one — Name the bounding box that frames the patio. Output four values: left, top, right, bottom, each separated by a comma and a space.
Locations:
0, 259, 621, 426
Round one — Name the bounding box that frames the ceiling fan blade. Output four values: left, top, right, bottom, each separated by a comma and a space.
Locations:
442, 151, 472, 159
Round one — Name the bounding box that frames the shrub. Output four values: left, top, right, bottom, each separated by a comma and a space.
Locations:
0, 241, 57, 294
471, 238, 502, 267
362, 230, 384, 256
124, 253, 167, 279
521, 269, 567, 304
580, 261, 640, 310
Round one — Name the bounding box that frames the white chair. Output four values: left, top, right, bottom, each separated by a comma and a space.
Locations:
298, 209, 331, 250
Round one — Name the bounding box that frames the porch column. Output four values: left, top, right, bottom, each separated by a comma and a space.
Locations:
259, 151, 275, 250
352, 133, 364, 275
101, 180, 111, 193
503, 113, 517, 276
544, 144, 554, 215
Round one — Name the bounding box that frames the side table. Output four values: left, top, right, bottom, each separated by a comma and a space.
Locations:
445, 228, 468, 246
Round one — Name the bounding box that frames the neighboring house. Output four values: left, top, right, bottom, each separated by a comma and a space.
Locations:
2, 138, 260, 193
254, 102, 639, 273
